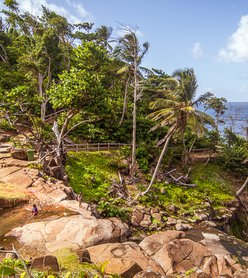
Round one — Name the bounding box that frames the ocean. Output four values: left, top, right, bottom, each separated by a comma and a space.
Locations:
203, 102, 248, 138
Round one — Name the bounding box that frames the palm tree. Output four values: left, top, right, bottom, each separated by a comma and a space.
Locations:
137, 68, 214, 197
95, 25, 114, 51
115, 26, 149, 179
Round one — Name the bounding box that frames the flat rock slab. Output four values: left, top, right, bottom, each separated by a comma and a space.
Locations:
7, 215, 129, 254
0, 153, 11, 159
58, 200, 94, 219
1, 168, 34, 188
2, 157, 36, 167
84, 242, 164, 277
0, 166, 22, 179
201, 232, 230, 256
139, 230, 185, 256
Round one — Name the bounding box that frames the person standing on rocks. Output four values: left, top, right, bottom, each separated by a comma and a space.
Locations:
77, 192, 83, 208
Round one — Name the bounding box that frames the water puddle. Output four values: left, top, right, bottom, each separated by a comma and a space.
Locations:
0, 204, 78, 251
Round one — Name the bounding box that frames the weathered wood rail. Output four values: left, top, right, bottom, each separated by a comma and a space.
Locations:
64, 143, 130, 152
64, 144, 217, 161
189, 148, 217, 158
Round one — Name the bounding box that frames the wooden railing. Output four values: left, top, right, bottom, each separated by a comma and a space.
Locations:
189, 148, 217, 159
64, 144, 217, 160
64, 143, 130, 152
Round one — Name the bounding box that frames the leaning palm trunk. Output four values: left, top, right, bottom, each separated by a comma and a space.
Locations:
134, 125, 176, 201
205, 149, 214, 165
236, 177, 248, 199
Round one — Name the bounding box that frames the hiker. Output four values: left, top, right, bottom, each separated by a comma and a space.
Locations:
87, 201, 100, 218
32, 204, 38, 216
77, 192, 82, 208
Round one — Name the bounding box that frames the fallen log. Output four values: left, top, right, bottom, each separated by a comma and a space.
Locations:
165, 169, 197, 187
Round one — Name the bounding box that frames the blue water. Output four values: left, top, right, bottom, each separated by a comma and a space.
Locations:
203, 102, 248, 137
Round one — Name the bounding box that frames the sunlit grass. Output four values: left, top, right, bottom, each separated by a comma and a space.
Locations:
0, 181, 28, 200
66, 151, 119, 202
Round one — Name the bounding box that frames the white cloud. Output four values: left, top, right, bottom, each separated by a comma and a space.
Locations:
191, 42, 203, 59
218, 15, 248, 63
15, 0, 93, 24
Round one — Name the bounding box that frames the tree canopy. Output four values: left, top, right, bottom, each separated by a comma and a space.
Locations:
0, 0, 246, 185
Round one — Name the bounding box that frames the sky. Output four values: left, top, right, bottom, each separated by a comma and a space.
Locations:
1, 0, 248, 102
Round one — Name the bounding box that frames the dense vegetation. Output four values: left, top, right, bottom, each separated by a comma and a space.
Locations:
0, 1, 247, 277
0, 256, 120, 277
66, 151, 236, 220
0, 0, 247, 199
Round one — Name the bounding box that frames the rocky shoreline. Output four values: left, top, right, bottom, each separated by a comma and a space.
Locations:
0, 140, 248, 277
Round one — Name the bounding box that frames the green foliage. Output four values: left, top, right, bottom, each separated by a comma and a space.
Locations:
220, 128, 248, 176
119, 145, 131, 157
190, 163, 234, 207
0, 258, 27, 277
66, 152, 118, 202
49, 42, 110, 110
185, 268, 196, 275
0, 119, 16, 131
139, 162, 234, 214
204, 96, 227, 118
0, 265, 17, 276
136, 144, 154, 173
0, 257, 120, 278
98, 199, 130, 221
55, 248, 81, 271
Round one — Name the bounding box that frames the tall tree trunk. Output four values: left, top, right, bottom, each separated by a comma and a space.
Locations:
51, 111, 74, 182
182, 131, 188, 165
131, 60, 138, 179
38, 72, 46, 123
119, 76, 130, 126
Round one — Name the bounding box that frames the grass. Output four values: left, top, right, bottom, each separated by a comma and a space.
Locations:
139, 162, 235, 215
55, 248, 81, 271
66, 151, 236, 218
0, 181, 28, 200
66, 151, 119, 202
54, 248, 120, 277
65, 151, 132, 221
190, 162, 235, 205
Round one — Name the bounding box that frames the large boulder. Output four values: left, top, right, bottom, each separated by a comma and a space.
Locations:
139, 231, 242, 277
200, 232, 242, 275
58, 200, 93, 218
82, 241, 165, 277
139, 230, 185, 256
10, 148, 27, 160
233, 270, 248, 278
131, 208, 144, 226
152, 238, 217, 275
29, 178, 76, 205
2, 168, 34, 188
7, 215, 129, 255
30, 255, 59, 272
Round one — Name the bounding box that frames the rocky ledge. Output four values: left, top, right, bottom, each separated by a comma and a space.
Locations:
6, 221, 248, 277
